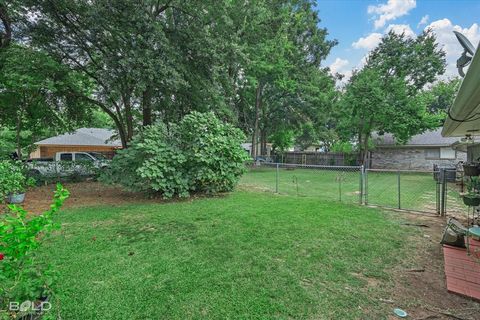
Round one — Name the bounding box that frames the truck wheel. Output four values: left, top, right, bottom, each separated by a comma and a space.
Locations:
28, 169, 41, 178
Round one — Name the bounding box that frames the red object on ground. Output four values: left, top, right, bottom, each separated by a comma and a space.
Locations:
443, 238, 480, 301
0, 253, 4, 261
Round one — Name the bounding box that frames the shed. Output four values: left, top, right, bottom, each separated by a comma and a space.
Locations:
30, 128, 122, 159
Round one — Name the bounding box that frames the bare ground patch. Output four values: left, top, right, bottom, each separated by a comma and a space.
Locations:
385, 212, 480, 320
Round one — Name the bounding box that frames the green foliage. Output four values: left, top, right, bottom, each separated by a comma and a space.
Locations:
0, 44, 92, 158
270, 129, 295, 153
103, 124, 188, 198
295, 122, 319, 151
102, 112, 249, 198
238, 1, 337, 157
465, 177, 480, 195
338, 30, 447, 162
0, 184, 69, 316
178, 112, 249, 193
420, 78, 461, 125
330, 141, 354, 153
0, 161, 35, 202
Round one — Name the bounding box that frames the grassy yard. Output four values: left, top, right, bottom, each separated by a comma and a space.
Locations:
241, 166, 465, 214
40, 191, 409, 319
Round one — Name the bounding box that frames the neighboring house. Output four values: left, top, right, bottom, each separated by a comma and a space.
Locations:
241, 143, 273, 157
29, 128, 122, 159
371, 128, 466, 170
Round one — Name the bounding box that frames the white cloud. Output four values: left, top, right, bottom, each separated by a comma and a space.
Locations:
425, 18, 480, 77
386, 24, 415, 38
368, 0, 416, 29
329, 58, 352, 84
352, 33, 383, 50
329, 58, 349, 74
417, 15, 429, 28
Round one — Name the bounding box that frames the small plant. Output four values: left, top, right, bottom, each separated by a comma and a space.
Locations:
0, 161, 35, 203
0, 184, 69, 318
465, 176, 480, 194
463, 177, 480, 206
463, 162, 480, 176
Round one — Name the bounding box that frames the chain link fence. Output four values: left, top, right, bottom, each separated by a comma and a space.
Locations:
365, 169, 440, 213
242, 163, 362, 204
241, 163, 470, 216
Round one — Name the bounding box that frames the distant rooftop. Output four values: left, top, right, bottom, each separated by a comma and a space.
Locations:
373, 128, 461, 147
35, 128, 121, 147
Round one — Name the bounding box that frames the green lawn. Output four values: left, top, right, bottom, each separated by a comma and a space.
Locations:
241, 166, 362, 204
241, 167, 464, 213
40, 191, 409, 319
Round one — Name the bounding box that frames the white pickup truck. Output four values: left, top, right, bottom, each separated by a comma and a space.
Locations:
27, 152, 110, 177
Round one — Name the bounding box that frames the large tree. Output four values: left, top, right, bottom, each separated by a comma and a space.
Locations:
23, 0, 240, 147
234, 0, 336, 158
0, 44, 90, 158
338, 30, 446, 164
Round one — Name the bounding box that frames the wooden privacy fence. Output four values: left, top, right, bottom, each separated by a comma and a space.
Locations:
271, 152, 363, 166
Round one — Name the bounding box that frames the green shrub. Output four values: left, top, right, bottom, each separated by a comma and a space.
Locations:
0, 184, 69, 318
178, 112, 248, 193
102, 124, 189, 198
101, 112, 249, 198
0, 161, 35, 203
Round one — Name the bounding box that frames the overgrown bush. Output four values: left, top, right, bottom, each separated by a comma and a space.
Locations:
0, 184, 69, 319
178, 112, 249, 193
102, 124, 189, 198
0, 161, 35, 203
101, 112, 249, 198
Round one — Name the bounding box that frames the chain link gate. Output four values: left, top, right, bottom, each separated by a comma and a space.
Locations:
364, 169, 442, 214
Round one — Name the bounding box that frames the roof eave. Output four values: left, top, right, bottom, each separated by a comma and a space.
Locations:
442, 44, 480, 137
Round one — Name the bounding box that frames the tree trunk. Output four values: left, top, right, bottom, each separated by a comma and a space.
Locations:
260, 129, 267, 156
16, 101, 25, 160
251, 82, 263, 160
117, 123, 128, 149
142, 87, 153, 126
0, 4, 12, 49
123, 94, 134, 141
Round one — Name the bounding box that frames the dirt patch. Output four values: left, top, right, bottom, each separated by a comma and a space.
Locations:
385, 212, 480, 320
21, 181, 159, 214
20, 181, 227, 214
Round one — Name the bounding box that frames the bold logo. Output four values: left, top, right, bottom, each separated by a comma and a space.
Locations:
9, 300, 52, 312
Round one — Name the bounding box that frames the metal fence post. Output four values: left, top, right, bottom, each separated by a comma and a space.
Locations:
397, 170, 401, 209
275, 163, 279, 193
365, 168, 369, 205
359, 165, 364, 205
441, 168, 447, 216
338, 171, 342, 202
436, 173, 440, 215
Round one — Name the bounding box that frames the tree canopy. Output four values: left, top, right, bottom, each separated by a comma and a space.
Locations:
338, 30, 447, 163
0, 1, 453, 161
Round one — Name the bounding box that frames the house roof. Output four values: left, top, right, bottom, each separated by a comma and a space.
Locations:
373, 128, 460, 147
35, 128, 122, 147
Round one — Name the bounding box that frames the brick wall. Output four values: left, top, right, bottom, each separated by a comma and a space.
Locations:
371, 147, 467, 170
33, 145, 120, 159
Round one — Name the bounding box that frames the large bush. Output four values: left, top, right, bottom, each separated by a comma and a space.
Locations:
101, 112, 249, 198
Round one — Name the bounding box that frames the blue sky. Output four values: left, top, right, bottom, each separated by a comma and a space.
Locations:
316, 0, 480, 81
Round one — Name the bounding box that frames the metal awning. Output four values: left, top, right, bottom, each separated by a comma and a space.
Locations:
442, 44, 480, 137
